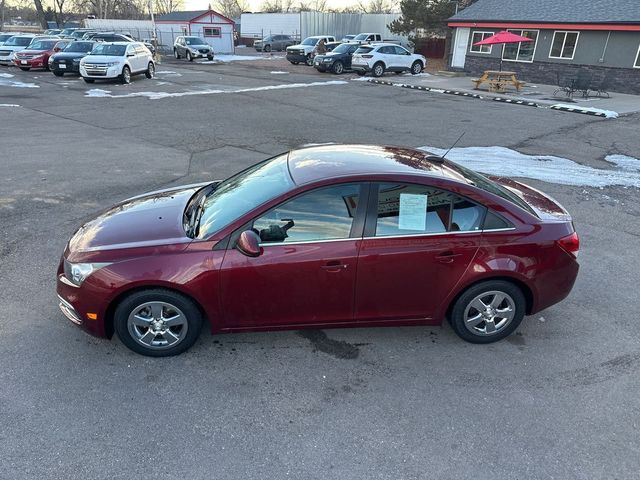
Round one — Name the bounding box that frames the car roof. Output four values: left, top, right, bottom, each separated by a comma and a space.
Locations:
286, 144, 469, 186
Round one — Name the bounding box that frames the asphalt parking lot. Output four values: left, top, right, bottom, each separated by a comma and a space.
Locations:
1, 55, 640, 479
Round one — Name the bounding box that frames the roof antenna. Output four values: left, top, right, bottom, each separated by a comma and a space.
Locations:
426, 132, 465, 162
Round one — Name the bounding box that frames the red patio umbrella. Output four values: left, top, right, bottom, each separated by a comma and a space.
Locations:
473, 30, 534, 71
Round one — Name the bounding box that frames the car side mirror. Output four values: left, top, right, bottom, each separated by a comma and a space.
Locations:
236, 230, 262, 257
127, 53, 135, 57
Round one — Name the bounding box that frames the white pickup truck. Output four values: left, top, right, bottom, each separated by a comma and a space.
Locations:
286, 35, 336, 66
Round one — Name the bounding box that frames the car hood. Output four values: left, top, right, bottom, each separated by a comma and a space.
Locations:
16, 48, 49, 55
67, 183, 210, 254
53, 51, 89, 60
0, 45, 30, 52
287, 44, 309, 50
316, 52, 344, 60
82, 55, 123, 63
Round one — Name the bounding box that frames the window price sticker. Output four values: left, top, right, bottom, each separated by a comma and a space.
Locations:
398, 193, 427, 231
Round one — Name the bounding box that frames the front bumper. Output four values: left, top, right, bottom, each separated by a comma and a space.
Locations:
51, 59, 80, 73
286, 53, 308, 63
80, 64, 122, 79
0, 55, 14, 65
188, 50, 213, 58
14, 58, 46, 69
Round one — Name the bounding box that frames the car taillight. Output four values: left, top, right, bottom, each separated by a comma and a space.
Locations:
362, 54, 373, 58
557, 232, 580, 258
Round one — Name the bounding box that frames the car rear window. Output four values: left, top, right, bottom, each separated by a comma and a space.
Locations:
355, 47, 373, 54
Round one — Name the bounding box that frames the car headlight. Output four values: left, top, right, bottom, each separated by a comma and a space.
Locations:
323, 58, 332, 62
106, 61, 119, 67
64, 261, 111, 286
73, 58, 80, 63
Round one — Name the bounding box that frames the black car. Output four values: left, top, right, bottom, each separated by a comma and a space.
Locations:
49, 41, 96, 76
313, 42, 360, 74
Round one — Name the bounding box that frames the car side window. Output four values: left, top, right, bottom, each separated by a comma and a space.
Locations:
373, 183, 486, 236
483, 211, 514, 230
395, 46, 409, 55
252, 184, 362, 244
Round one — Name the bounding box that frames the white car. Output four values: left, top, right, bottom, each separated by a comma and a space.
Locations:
0, 34, 37, 65
286, 35, 335, 66
351, 43, 426, 77
350, 33, 383, 44
0, 32, 16, 46
80, 42, 155, 84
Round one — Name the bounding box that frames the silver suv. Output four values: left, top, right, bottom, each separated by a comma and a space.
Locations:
173, 36, 214, 61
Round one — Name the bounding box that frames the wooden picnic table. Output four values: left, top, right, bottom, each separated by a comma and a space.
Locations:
472, 70, 526, 92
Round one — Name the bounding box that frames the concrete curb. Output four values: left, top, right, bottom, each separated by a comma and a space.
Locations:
367, 79, 483, 99
492, 97, 539, 107
549, 105, 610, 117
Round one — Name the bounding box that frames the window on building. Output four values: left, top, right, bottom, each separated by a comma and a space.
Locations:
203, 27, 221, 37
470, 31, 493, 54
502, 29, 538, 62
635, 44, 640, 68
549, 31, 579, 59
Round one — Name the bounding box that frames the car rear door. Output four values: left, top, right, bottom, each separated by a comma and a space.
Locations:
219, 183, 369, 329
354, 182, 484, 322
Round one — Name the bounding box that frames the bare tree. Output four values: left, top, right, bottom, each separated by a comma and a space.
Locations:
298, 0, 327, 11
154, 0, 183, 15
213, 0, 248, 19
357, 0, 396, 14
260, 0, 295, 12
32, 0, 48, 28
0, 0, 6, 30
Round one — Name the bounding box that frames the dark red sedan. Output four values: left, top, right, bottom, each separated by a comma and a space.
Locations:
57, 145, 579, 356
14, 38, 68, 71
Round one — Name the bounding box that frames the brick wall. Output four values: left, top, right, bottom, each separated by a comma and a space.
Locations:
462, 56, 640, 95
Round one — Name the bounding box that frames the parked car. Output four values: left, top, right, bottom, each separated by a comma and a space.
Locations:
59, 27, 78, 37
0, 32, 17, 46
173, 36, 214, 61
79, 42, 154, 84
340, 34, 356, 42
254, 34, 296, 52
0, 34, 37, 65
69, 29, 95, 40
352, 43, 426, 77
49, 40, 95, 76
286, 35, 336, 66
43, 28, 62, 35
351, 32, 383, 44
56, 144, 580, 357
13, 38, 67, 70
314, 42, 360, 74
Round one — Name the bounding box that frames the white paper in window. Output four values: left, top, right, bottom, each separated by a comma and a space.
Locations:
398, 193, 427, 230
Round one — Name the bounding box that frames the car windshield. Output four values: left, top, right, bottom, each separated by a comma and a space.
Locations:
64, 41, 93, 53
0, 34, 13, 42
28, 40, 57, 50
5, 37, 33, 46
354, 34, 369, 40
90, 44, 126, 56
355, 46, 373, 54
185, 37, 206, 45
301, 37, 318, 46
71, 31, 90, 39
60, 29, 75, 35
332, 43, 352, 54
446, 162, 537, 215
262, 36, 273, 41
197, 154, 294, 238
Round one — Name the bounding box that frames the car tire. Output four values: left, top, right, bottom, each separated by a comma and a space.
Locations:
356, 70, 366, 76
174, 48, 180, 59
186, 51, 193, 62
372, 62, 385, 77
120, 65, 131, 84
290, 61, 299, 65
411, 60, 423, 75
449, 280, 526, 344
305, 54, 313, 66
207, 55, 213, 61
19, 67, 30, 71
264, 44, 271, 53
145, 62, 155, 79
53, 70, 64, 77
83, 77, 95, 83
332, 61, 344, 74
114, 289, 203, 357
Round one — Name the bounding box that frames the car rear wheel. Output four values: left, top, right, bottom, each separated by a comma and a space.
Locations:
449, 280, 525, 344
121, 65, 131, 84
114, 289, 203, 357
372, 62, 385, 77
83, 77, 95, 83
174, 48, 180, 59
264, 44, 271, 53
186, 51, 193, 62
53, 70, 64, 77
332, 61, 344, 74
145, 62, 155, 79
290, 61, 299, 65
305, 54, 313, 66
411, 60, 423, 75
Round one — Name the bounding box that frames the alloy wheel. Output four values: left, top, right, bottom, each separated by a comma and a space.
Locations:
127, 301, 189, 350
463, 291, 516, 336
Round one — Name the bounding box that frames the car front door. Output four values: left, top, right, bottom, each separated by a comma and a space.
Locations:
395, 46, 413, 68
354, 182, 484, 323
219, 183, 369, 329
345, 44, 359, 68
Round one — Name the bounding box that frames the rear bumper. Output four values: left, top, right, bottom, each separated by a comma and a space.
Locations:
351, 63, 372, 72
530, 254, 580, 314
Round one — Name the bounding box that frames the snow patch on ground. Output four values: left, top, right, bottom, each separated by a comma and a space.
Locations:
0, 103, 20, 107
156, 71, 182, 76
551, 103, 619, 118
402, 72, 431, 77
419, 145, 640, 188
0, 78, 39, 88
199, 55, 277, 63
0, 73, 15, 78
270, 71, 288, 74
350, 76, 370, 82
84, 80, 348, 100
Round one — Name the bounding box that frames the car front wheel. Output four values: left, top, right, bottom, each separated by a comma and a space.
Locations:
305, 54, 313, 66
114, 289, 203, 357
411, 60, 423, 75
121, 65, 131, 84
264, 44, 271, 52
174, 48, 180, 59
449, 280, 525, 344
332, 61, 344, 74
186, 51, 193, 62
145, 62, 155, 79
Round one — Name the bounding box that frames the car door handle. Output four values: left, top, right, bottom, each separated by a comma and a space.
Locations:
321, 260, 348, 272
436, 251, 462, 264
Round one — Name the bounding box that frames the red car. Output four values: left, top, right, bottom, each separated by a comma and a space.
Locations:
57, 145, 579, 356
14, 38, 68, 71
